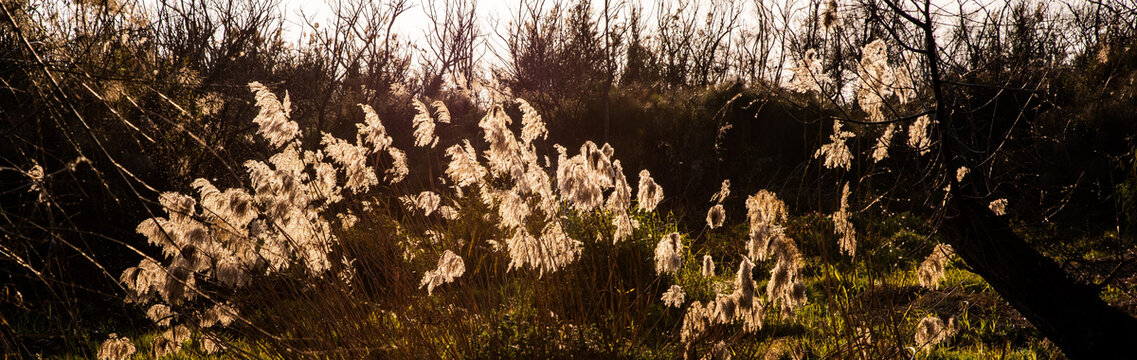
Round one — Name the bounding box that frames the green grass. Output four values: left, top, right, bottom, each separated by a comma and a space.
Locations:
42, 212, 1093, 360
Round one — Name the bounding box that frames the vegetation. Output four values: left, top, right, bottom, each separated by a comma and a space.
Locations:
2, 0, 1136, 359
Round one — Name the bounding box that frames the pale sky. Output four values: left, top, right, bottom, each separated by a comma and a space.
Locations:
276, 0, 667, 66
273, 0, 1026, 67
115, 0, 1069, 82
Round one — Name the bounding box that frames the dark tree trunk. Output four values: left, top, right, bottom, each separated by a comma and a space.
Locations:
942, 194, 1137, 359
896, 0, 1137, 355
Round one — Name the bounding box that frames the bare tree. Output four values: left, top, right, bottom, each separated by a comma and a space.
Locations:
620, 4, 656, 85
601, 0, 626, 141
303, 0, 411, 131
421, 0, 480, 97
833, 0, 1137, 357
689, 0, 743, 86
500, 0, 560, 95
731, 0, 781, 83
656, 0, 698, 86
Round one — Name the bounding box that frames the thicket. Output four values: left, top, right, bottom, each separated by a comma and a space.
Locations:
2, 0, 1137, 358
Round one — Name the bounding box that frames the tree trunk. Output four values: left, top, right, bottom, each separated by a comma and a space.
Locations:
902, 0, 1137, 354
942, 194, 1137, 359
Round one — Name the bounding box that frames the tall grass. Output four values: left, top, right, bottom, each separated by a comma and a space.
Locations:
9, 2, 1123, 358
86, 61, 1067, 357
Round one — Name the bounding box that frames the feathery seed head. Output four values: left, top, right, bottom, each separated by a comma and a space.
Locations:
714, 293, 738, 324
814, 120, 856, 170
706, 204, 726, 229
908, 115, 934, 155
789, 49, 831, 93
702, 255, 716, 278
321, 133, 378, 193
956, 166, 970, 182
746, 190, 788, 260
385, 147, 409, 183
989, 198, 1008, 216
872, 123, 896, 162
356, 104, 393, 152
709, 341, 731, 360
152, 325, 190, 358
734, 257, 756, 309
606, 160, 633, 211
766, 235, 806, 314
497, 190, 531, 229
832, 183, 856, 258
918, 243, 954, 289
914, 314, 956, 353
420, 250, 465, 295
445, 140, 488, 187
146, 304, 174, 327
654, 232, 683, 275
662, 284, 686, 308
711, 179, 731, 203
416, 191, 442, 216
97, 334, 136, 360
248, 82, 299, 147
637, 170, 664, 212
432, 100, 451, 124
518, 99, 548, 145
412, 99, 439, 148
479, 105, 521, 175
613, 211, 636, 243
681, 301, 712, 343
